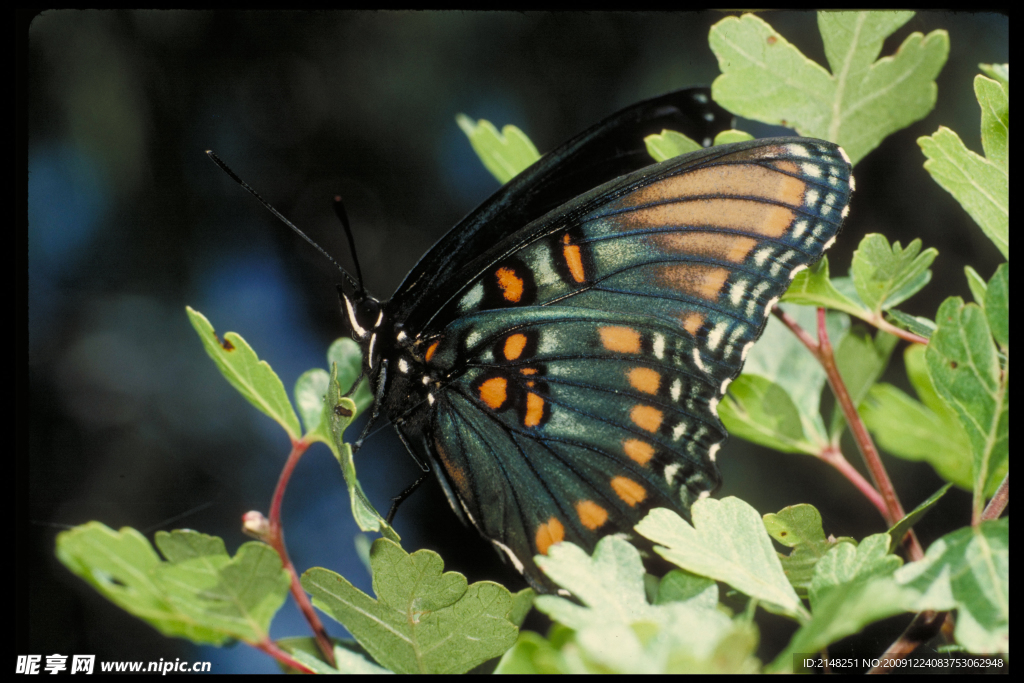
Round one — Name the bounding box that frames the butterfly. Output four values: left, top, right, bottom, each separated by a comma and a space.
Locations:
341, 88, 853, 592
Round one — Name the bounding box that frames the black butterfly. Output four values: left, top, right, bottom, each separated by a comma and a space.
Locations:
341, 88, 853, 591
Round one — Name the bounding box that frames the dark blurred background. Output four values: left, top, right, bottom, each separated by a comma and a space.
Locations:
23, 11, 1006, 673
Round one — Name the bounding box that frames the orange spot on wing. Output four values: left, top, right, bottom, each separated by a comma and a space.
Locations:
620, 164, 806, 211
627, 367, 661, 395
658, 264, 730, 301
524, 392, 545, 427
519, 367, 538, 375
611, 476, 647, 507
435, 440, 472, 504
479, 377, 508, 409
599, 326, 642, 353
504, 333, 527, 360
620, 199, 796, 239
561, 234, 586, 283
535, 517, 565, 555
496, 267, 524, 303
630, 405, 663, 433
681, 311, 705, 335
575, 500, 608, 530
424, 340, 440, 363
623, 438, 655, 465
655, 232, 758, 264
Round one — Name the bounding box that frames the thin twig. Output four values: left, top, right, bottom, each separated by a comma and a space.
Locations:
772, 306, 923, 561
265, 439, 337, 667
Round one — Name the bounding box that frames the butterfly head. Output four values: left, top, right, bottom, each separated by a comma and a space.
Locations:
339, 286, 386, 371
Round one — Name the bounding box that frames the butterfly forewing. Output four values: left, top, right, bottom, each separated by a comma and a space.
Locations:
376, 95, 853, 592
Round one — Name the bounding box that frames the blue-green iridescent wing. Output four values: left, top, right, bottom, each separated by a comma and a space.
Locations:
387, 138, 853, 590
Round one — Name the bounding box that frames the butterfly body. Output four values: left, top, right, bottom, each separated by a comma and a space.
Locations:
343, 90, 853, 591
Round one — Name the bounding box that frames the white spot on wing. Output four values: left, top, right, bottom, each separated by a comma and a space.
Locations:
730, 280, 747, 306
653, 334, 665, 360
802, 162, 822, 178
460, 282, 484, 312
492, 540, 525, 573
708, 443, 720, 462
790, 218, 809, 240
692, 347, 708, 374
672, 421, 688, 441
671, 378, 682, 402
707, 322, 728, 351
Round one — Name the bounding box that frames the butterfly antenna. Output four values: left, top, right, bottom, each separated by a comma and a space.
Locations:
206, 150, 353, 282
333, 197, 366, 297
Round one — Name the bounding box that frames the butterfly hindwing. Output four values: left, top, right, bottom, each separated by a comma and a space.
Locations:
382, 136, 853, 589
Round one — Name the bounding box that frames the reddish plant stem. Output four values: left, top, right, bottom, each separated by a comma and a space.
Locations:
818, 444, 887, 519
256, 636, 316, 674
265, 438, 336, 668
981, 473, 1009, 523
869, 610, 950, 673
869, 315, 930, 346
773, 307, 923, 561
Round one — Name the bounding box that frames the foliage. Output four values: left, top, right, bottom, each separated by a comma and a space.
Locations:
56, 12, 1007, 673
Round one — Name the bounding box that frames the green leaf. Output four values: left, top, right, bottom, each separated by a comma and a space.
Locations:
886, 309, 935, 339
713, 129, 755, 145
302, 539, 517, 674
645, 129, 702, 162
975, 75, 1008, 171
926, 298, 1008, 514
494, 630, 573, 674
533, 537, 760, 673
979, 63, 1009, 86
710, 12, 948, 163
327, 338, 373, 414
783, 256, 865, 318
964, 265, 988, 306
186, 307, 302, 440
850, 234, 936, 313
763, 504, 851, 597
984, 263, 1008, 350
55, 523, 289, 646
508, 588, 536, 629
894, 519, 1009, 654
886, 483, 953, 553
457, 114, 541, 184
636, 499, 809, 621
809, 534, 903, 610
723, 304, 848, 451
918, 127, 1008, 259
654, 570, 719, 608
294, 368, 329, 435
719, 374, 816, 454
318, 363, 399, 541
860, 382, 973, 490
831, 325, 897, 437
534, 537, 654, 628
771, 538, 912, 670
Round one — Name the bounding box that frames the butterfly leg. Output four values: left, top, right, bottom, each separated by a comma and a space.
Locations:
351, 360, 390, 456
384, 471, 431, 524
